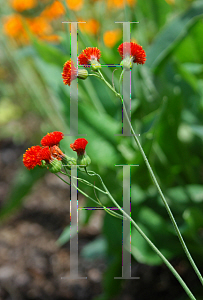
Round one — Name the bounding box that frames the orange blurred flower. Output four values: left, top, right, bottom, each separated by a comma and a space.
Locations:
78, 19, 100, 35
4, 14, 23, 37
127, 0, 137, 6
107, 0, 136, 9
3, 14, 59, 44
41, 1, 65, 20
27, 17, 53, 37
3, 14, 28, 43
40, 34, 60, 43
66, 0, 83, 11
103, 29, 121, 48
108, 0, 123, 8
11, 0, 37, 12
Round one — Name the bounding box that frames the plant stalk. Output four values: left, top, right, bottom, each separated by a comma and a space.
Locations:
97, 69, 203, 286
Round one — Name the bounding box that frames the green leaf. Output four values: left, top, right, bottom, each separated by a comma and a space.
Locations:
166, 186, 189, 204
131, 224, 174, 265
146, 1, 203, 69
31, 35, 68, 67
190, 125, 203, 139
131, 184, 146, 205
187, 185, 203, 203
57, 224, 77, 246
183, 63, 203, 75
81, 237, 107, 259
183, 207, 203, 234
141, 109, 160, 134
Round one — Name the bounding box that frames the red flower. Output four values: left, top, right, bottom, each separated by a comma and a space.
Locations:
50, 145, 64, 161
39, 146, 52, 162
23, 145, 42, 170
78, 47, 101, 66
62, 59, 77, 85
41, 131, 64, 147
70, 138, 88, 155
118, 42, 146, 65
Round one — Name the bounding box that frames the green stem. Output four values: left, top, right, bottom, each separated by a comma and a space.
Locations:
119, 69, 124, 94
87, 171, 197, 300
95, 71, 203, 286
56, 173, 124, 220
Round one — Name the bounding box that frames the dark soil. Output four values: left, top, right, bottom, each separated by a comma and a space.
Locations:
0, 139, 202, 300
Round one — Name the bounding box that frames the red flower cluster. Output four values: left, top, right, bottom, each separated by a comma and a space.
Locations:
118, 42, 146, 65
41, 131, 64, 147
23, 146, 43, 170
23, 131, 64, 170
70, 138, 88, 155
78, 47, 101, 66
62, 43, 146, 86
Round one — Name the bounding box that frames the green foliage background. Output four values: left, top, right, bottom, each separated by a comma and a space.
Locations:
0, 0, 203, 299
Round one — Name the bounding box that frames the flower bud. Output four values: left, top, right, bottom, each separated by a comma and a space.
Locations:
91, 59, 101, 71
48, 158, 62, 173
77, 69, 89, 80
77, 153, 91, 167
120, 56, 133, 71
39, 160, 47, 168
62, 155, 77, 166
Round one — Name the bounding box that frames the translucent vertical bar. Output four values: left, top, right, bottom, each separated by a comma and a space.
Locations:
61, 165, 87, 280
115, 22, 138, 137
70, 22, 78, 136
122, 22, 132, 136
114, 165, 139, 280
62, 22, 86, 137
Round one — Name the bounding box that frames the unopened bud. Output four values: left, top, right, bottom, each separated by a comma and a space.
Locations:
91, 59, 101, 71
39, 160, 47, 168
48, 158, 62, 173
120, 56, 133, 71
77, 153, 91, 167
62, 155, 77, 166
78, 69, 88, 80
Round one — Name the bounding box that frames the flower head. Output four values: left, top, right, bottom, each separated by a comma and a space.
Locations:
107, 0, 136, 8
41, 131, 64, 147
3, 14, 28, 44
39, 146, 52, 162
50, 145, 65, 160
66, 0, 83, 11
11, 0, 37, 12
118, 42, 146, 65
23, 145, 42, 170
70, 138, 91, 167
78, 19, 99, 35
41, 1, 65, 20
62, 59, 88, 85
62, 59, 77, 86
27, 17, 52, 38
70, 138, 88, 155
103, 29, 121, 48
78, 47, 101, 70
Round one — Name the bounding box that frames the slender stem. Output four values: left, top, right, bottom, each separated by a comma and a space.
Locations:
119, 69, 124, 94
56, 173, 124, 219
86, 171, 197, 300
96, 70, 203, 285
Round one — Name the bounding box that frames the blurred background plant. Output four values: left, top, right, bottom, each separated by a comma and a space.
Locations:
0, 0, 203, 299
